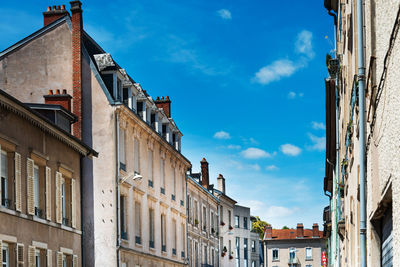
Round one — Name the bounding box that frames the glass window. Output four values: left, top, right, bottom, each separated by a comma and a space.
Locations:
161, 214, 166, 251
133, 138, 140, 173
305, 247, 312, 260
119, 128, 125, 170
228, 210, 231, 226
160, 159, 165, 189
120, 195, 127, 239
236, 237, 240, 259
1, 151, 8, 208
135, 202, 141, 243
244, 238, 248, 259
272, 248, 279, 261
2, 243, 9, 267
147, 150, 153, 183
235, 215, 240, 228
34, 165, 40, 213
149, 209, 154, 248
289, 247, 296, 260
244, 217, 248, 229
251, 240, 256, 252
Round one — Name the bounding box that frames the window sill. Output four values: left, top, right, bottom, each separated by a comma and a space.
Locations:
305, 258, 313, 261
272, 259, 280, 262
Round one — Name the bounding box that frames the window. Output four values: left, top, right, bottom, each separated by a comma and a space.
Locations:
160, 159, 165, 192
251, 261, 256, 267
229, 240, 232, 257
305, 247, 312, 260
228, 210, 232, 226
244, 217, 248, 229
2, 242, 9, 267
289, 247, 296, 261
172, 219, 177, 255
272, 248, 279, 261
172, 168, 176, 200
211, 211, 214, 234
35, 248, 47, 267
204, 246, 207, 264
135, 202, 141, 244
244, 238, 248, 259
161, 214, 166, 252
235, 215, 240, 228
194, 200, 199, 226
251, 240, 256, 252
203, 206, 207, 231
244, 260, 248, 267
149, 209, 154, 248
181, 173, 185, 205
120, 196, 127, 240
1, 150, 9, 208
181, 223, 185, 257
305, 265, 312, 267
236, 237, 240, 260
60, 176, 73, 226
133, 138, 140, 173
119, 128, 126, 171
220, 206, 223, 224
147, 150, 153, 187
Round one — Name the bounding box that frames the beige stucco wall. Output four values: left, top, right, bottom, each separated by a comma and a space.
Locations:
218, 196, 236, 267
187, 179, 219, 267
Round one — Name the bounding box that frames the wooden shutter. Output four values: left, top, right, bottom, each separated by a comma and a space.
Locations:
14, 152, 22, 211
73, 255, 78, 267
46, 167, 51, 220
0, 240, 2, 261
17, 243, 24, 267
71, 179, 76, 228
28, 245, 35, 267
47, 249, 52, 267
0, 145, 2, 201
56, 172, 62, 223
56, 252, 63, 267
27, 158, 35, 215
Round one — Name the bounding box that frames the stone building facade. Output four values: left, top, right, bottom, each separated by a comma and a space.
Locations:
323, 0, 400, 266
0, 2, 190, 266
187, 158, 219, 267
263, 224, 325, 267
0, 89, 95, 266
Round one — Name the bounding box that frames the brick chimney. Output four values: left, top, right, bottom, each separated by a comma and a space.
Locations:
296, 223, 304, 238
155, 96, 171, 118
43, 5, 68, 27
44, 89, 72, 111
312, 223, 320, 238
264, 225, 272, 239
70, 1, 83, 139
217, 174, 226, 194
200, 158, 209, 189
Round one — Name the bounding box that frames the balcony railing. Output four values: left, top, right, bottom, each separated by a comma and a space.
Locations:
135, 236, 141, 245
121, 231, 128, 240
1, 198, 11, 209
149, 240, 155, 248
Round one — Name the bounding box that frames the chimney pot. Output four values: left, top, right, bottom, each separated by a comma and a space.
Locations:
217, 174, 226, 194
56, 89, 61, 95
264, 224, 272, 239
156, 96, 160, 100
47, 6, 51, 11
53, 5, 56, 10
44, 90, 73, 111
312, 223, 319, 237
48, 90, 53, 95
161, 96, 164, 100
61, 5, 65, 10
200, 157, 209, 189
166, 95, 170, 100
62, 89, 67, 94
296, 223, 304, 238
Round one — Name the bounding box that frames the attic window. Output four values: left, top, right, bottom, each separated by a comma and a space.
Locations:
150, 113, 156, 130
123, 87, 129, 106
137, 102, 144, 119
116, 79, 122, 101
162, 124, 167, 139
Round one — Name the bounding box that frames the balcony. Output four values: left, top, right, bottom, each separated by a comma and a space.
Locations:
149, 240, 155, 249
172, 248, 176, 255
148, 180, 153, 187
135, 236, 141, 245
1, 198, 11, 209
288, 257, 299, 265
121, 231, 128, 240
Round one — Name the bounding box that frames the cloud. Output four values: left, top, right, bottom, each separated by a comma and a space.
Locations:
214, 131, 231, 139
311, 122, 326, 130
252, 59, 297, 85
250, 164, 261, 171
295, 30, 315, 59
241, 147, 271, 159
239, 200, 297, 224
280, 144, 302, 156
265, 205, 298, 219
252, 29, 314, 85
227, 144, 241, 150
288, 91, 304, 99
217, 9, 232, 20
308, 134, 325, 151
266, 165, 279, 171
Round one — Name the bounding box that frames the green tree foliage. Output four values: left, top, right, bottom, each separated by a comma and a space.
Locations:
282, 226, 289, 229
251, 216, 269, 239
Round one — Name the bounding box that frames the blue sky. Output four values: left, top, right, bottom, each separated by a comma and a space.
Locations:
0, 0, 334, 228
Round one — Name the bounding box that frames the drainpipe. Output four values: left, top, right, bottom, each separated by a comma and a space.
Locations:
356, 0, 367, 266
116, 112, 121, 267
186, 171, 189, 266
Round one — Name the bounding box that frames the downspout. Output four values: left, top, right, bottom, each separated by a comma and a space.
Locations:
356, 0, 367, 266
115, 112, 121, 267
186, 171, 189, 266
80, 155, 85, 267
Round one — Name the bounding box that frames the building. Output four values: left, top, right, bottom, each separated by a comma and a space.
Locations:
250, 229, 261, 267
0, 2, 190, 266
323, 0, 399, 266
187, 158, 220, 267
0, 89, 95, 266
233, 205, 252, 267
213, 174, 237, 267
263, 224, 325, 267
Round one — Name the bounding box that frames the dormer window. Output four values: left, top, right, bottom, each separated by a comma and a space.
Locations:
150, 113, 156, 130
162, 124, 167, 139
137, 101, 144, 119
123, 87, 130, 106
116, 79, 122, 101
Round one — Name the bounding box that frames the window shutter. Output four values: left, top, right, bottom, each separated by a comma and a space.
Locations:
56, 172, 62, 223
56, 252, 63, 267
73, 255, 78, 267
17, 243, 24, 267
47, 249, 52, 267
15, 152, 22, 212
27, 158, 35, 215
46, 167, 51, 220
71, 179, 76, 228
0, 240, 2, 260
28, 245, 35, 267
0, 145, 2, 201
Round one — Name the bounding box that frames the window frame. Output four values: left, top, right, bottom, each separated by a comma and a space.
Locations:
272, 248, 279, 261
305, 247, 312, 260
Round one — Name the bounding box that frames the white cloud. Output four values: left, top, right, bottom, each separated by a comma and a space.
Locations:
217, 9, 232, 20
288, 91, 304, 99
241, 147, 271, 159
250, 164, 261, 171
308, 134, 325, 151
252, 59, 297, 85
214, 131, 231, 139
238, 200, 297, 224
280, 144, 302, 156
266, 165, 279, 171
295, 30, 315, 59
312, 121, 326, 130
227, 144, 241, 150
265, 205, 297, 219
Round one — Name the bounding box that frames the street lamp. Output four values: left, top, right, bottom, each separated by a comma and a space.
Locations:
119, 171, 142, 184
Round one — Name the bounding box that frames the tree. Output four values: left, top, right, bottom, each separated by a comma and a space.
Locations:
251, 216, 269, 239
282, 226, 289, 229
